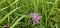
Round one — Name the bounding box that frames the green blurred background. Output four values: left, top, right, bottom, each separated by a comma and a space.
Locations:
0, 0, 60, 28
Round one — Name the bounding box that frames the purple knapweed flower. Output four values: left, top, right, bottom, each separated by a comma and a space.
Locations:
30, 13, 38, 19
29, 13, 42, 25
36, 16, 42, 20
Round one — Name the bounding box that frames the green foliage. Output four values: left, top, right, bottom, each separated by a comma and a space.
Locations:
0, 0, 60, 28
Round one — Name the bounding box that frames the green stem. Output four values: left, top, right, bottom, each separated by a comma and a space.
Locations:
41, 0, 48, 28
31, 0, 38, 13
0, 7, 22, 24
10, 15, 27, 28
48, 0, 58, 19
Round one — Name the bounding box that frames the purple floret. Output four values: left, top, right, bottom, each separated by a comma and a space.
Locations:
29, 13, 42, 25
